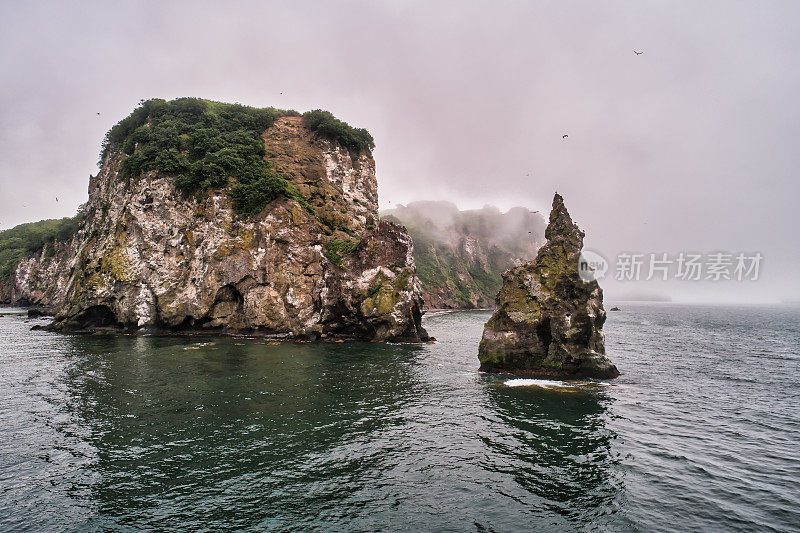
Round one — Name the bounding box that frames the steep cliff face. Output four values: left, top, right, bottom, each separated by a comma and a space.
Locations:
478, 194, 618, 378
0, 277, 15, 303
382, 202, 546, 308
9, 103, 428, 342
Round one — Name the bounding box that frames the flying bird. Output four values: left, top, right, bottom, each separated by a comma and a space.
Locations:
633, 50, 644, 55
562, 134, 568, 139
96, 112, 100, 115
55, 197, 58, 202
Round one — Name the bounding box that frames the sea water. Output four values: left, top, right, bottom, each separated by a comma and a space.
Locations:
0, 304, 798, 531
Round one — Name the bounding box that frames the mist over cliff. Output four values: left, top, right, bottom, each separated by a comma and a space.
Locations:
382, 201, 546, 308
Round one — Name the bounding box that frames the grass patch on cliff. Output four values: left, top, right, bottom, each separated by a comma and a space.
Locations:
229, 175, 313, 218
0, 214, 81, 278
102, 98, 373, 218
323, 239, 360, 266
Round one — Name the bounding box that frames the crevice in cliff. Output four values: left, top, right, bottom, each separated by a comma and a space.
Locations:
201, 284, 245, 328
71, 305, 118, 329
536, 317, 552, 353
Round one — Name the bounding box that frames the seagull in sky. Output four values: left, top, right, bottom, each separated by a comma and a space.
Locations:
562, 134, 568, 139
633, 50, 644, 55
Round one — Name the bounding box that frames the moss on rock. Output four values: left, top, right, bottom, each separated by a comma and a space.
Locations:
478, 194, 619, 379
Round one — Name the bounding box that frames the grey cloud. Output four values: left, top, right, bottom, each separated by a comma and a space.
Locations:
1, 0, 797, 302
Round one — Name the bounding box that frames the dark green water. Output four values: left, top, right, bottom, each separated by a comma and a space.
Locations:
1, 304, 798, 531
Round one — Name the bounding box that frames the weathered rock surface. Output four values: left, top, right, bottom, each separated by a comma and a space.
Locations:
10, 116, 429, 342
0, 278, 15, 305
478, 194, 619, 378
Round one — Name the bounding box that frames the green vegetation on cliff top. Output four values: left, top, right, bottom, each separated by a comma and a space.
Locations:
102, 97, 374, 217
0, 214, 81, 278
302, 110, 375, 154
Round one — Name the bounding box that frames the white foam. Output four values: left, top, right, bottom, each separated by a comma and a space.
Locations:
504, 378, 612, 389
504, 379, 566, 388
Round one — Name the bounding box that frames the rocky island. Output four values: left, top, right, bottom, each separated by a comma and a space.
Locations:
0, 98, 429, 342
478, 194, 619, 378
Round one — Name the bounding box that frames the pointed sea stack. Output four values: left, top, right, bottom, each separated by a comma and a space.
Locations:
478, 194, 619, 378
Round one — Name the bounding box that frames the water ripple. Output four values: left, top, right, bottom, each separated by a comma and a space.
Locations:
0, 305, 798, 531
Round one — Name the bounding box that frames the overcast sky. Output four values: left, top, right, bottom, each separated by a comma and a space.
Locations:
1, 1, 798, 303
